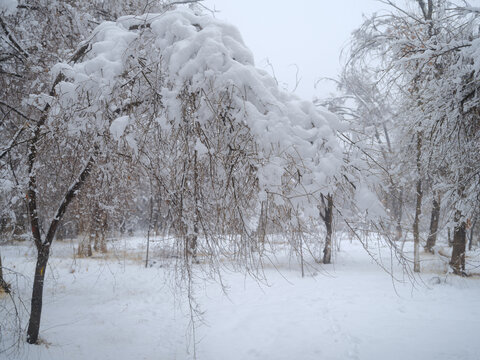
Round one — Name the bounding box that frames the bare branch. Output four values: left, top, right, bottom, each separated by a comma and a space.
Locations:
0, 16, 29, 59
44, 153, 96, 245
0, 126, 26, 161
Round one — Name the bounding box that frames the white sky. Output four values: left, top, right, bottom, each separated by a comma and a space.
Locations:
200, 0, 387, 100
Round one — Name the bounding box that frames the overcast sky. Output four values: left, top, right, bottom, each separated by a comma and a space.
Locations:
200, 1, 389, 100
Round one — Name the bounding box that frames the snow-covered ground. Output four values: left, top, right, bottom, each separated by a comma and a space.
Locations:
1, 237, 480, 360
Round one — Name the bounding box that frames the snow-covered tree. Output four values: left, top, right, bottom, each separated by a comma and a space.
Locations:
333, 0, 480, 274
1, 3, 344, 343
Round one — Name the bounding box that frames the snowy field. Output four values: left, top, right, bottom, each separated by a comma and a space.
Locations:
1, 237, 480, 360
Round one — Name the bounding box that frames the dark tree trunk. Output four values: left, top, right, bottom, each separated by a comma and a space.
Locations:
26, 153, 94, 344
0, 250, 10, 293
413, 132, 423, 273
450, 213, 466, 276
425, 192, 441, 253
26, 245, 50, 344
413, 179, 422, 272
22, 68, 94, 345
0, 250, 3, 285
0, 251, 3, 284
322, 194, 334, 264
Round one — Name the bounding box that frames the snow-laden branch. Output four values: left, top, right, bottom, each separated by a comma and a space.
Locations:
53, 8, 344, 216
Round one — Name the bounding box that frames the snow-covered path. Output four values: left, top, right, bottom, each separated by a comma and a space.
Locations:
1, 239, 479, 360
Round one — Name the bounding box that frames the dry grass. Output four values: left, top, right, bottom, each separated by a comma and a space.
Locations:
74, 249, 145, 263
0, 287, 8, 299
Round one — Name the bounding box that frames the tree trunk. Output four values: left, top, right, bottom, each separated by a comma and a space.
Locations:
322, 194, 334, 264
93, 230, 99, 252
78, 237, 93, 257
26, 245, 50, 344
468, 219, 476, 251
26, 154, 94, 344
394, 187, 404, 242
0, 250, 10, 293
0, 250, 3, 285
256, 201, 267, 246
425, 191, 441, 253
450, 212, 466, 276
413, 132, 423, 273
186, 150, 199, 261
24, 74, 95, 345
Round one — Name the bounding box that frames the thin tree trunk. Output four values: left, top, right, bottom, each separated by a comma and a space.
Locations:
468, 219, 476, 251
299, 231, 304, 278
256, 200, 267, 247
187, 150, 199, 261
425, 191, 441, 253
99, 210, 108, 253
0, 250, 3, 285
413, 179, 422, 272
394, 187, 404, 242
413, 132, 423, 273
146, 196, 153, 268
26, 154, 95, 344
322, 194, 334, 264
93, 209, 99, 252
0, 250, 10, 293
450, 211, 466, 276
24, 70, 94, 344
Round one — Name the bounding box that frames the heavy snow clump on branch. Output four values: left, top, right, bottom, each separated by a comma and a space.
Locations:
51, 8, 342, 221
